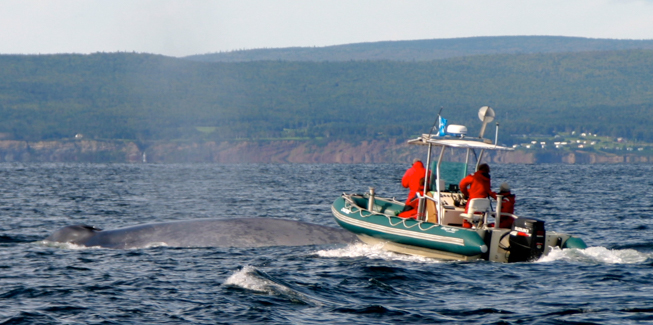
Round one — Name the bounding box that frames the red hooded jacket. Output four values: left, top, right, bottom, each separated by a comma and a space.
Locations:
497, 191, 516, 228
402, 161, 427, 204
459, 171, 497, 224
459, 172, 497, 201
498, 191, 515, 214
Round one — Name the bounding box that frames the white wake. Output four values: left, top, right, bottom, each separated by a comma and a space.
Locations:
317, 243, 651, 265
538, 246, 650, 264
315, 242, 444, 264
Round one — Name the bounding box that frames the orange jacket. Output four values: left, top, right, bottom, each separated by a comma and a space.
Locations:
398, 196, 420, 219
402, 161, 427, 204
459, 172, 496, 201
498, 191, 515, 214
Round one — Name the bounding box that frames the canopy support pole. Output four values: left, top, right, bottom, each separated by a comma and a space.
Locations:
435, 145, 446, 224
417, 143, 433, 222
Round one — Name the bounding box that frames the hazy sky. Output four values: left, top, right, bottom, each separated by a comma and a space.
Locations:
2, 0, 653, 57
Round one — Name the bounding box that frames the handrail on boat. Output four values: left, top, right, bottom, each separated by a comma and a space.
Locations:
488, 212, 519, 220
416, 192, 520, 229
339, 193, 439, 230
341, 192, 518, 232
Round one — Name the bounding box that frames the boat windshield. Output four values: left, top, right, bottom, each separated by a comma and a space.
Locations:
429, 161, 469, 191
428, 147, 477, 192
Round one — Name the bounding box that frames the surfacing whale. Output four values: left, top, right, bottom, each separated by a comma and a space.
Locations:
44, 218, 358, 249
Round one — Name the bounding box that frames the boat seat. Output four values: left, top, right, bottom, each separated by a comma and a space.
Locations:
459, 198, 491, 226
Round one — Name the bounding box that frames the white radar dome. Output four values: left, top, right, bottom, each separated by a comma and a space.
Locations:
446, 125, 467, 136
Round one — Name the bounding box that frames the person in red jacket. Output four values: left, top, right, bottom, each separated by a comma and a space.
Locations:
497, 182, 516, 228
401, 159, 427, 205
398, 159, 428, 219
459, 163, 496, 228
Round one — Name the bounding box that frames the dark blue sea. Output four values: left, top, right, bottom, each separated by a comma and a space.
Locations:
1, 163, 652, 324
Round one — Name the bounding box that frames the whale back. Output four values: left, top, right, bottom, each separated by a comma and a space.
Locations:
44, 224, 102, 245
45, 218, 357, 249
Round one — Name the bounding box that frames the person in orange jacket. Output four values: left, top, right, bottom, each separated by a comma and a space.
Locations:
401, 159, 427, 205
497, 182, 516, 228
459, 163, 496, 227
398, 159, 428, 219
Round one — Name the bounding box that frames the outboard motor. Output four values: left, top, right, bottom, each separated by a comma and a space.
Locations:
508, 218, 546, 262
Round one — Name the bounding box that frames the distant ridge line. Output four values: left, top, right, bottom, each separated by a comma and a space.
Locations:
183, 35, 653, 62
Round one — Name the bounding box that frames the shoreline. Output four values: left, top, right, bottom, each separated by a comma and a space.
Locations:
1, 139, 651, 164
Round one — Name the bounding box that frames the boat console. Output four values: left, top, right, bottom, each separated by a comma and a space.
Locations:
424, 191, 466, 226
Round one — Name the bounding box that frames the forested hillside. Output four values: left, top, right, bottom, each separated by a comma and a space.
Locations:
185, 36, 653, 62
1, 49, 653, 144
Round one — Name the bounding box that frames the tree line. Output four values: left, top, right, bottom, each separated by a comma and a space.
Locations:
0, 49, 652, 144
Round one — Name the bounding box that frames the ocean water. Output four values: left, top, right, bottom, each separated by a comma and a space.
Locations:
0, 163, 652, 324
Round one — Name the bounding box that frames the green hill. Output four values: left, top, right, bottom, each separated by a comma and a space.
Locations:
1, 48, 653, 144
184, 36, 653, 62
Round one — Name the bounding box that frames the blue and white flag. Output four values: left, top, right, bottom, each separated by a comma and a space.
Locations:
437, 116, 448, 136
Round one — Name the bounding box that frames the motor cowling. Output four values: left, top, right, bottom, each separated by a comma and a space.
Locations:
508, 218, 546, 262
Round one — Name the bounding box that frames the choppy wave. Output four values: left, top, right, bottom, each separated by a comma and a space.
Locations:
0, 235, 43, 244
223, 265, 322, 305
3, 163, 653, 324
223, 266, 281, 293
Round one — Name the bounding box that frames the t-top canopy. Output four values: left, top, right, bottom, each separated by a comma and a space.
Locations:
407, 134, 513, 151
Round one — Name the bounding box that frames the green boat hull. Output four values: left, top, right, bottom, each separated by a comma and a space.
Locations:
331, 196, 487, 257
561, 235, 588, 249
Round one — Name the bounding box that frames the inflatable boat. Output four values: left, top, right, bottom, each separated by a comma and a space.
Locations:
331, 106, 587, 262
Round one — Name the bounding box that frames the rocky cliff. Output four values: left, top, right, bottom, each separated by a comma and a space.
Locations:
0, 139, 650, 164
